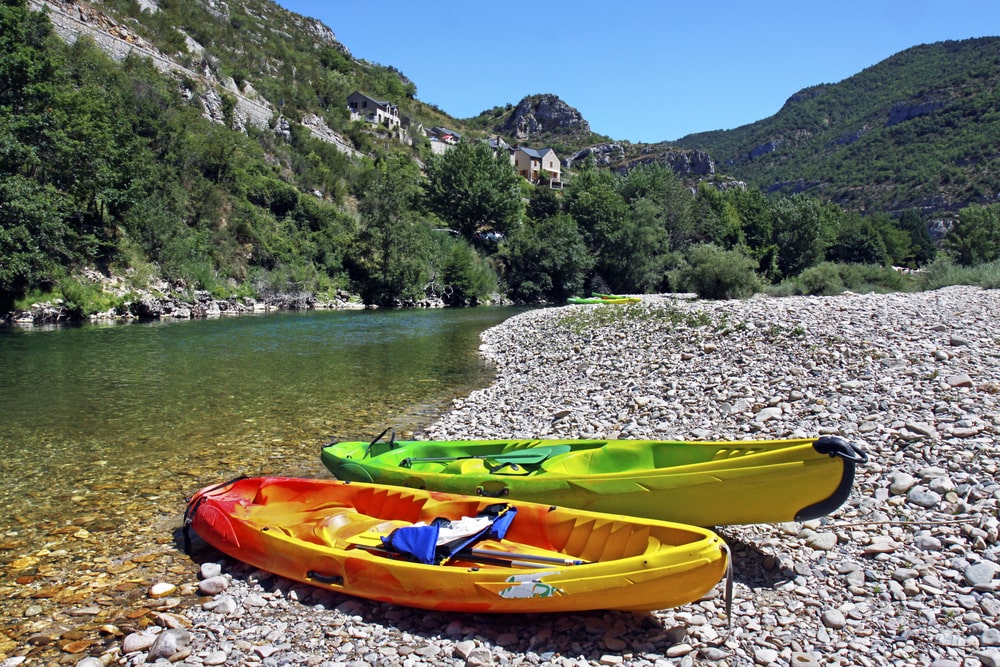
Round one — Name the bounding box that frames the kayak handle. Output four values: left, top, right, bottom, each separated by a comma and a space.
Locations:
307, 570, 344, 585
814, 436, 869, 464
365, 427, 397, 457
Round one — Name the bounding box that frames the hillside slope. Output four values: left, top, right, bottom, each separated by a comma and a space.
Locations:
671, 38, 1000, 217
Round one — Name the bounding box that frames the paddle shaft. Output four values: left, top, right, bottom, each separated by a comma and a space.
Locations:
401, 451, 548, 465
399, 445, 571, 467
349, 543, 583, 568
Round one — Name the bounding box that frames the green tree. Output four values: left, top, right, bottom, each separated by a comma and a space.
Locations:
771, 195, 835, 279
431, 235, 497, 305
353, 155, 431, 305
604, 197, 671, 292
500, 213, 593, 303
526, 185, 561, 221
896, 209, 937, 266
618, 163, 696, 250
0, 176, 71, 302
945, 203, 1000, 266
693, 183, 744, 249
423, 141, 522, 240
724, 187, 779, 279
826, 212, 889, 265
561, 167, 629, 290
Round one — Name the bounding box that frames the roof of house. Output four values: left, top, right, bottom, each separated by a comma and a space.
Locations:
515, 146, 557, 159
431, 127, 461, 139
348, 91, 396, 109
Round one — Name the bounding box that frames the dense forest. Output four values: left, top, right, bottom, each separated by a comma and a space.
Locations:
2, 0, 999, 319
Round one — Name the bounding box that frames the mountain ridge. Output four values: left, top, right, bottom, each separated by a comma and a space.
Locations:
33, 0, 1000, 219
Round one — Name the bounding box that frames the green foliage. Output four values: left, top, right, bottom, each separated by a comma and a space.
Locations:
896, 209, 937, 267
918, 255, 1000, 290
526, 185, 561, 221
618, 163, 697, 250
563, 166, 628, 253
775, 262, 909, 296
693, 184, 744, 249
671, 244, 764, 300
58, 275, 124, 317
771, 195, 834, 280
430, 235, 498, 305
944, 203, 1000, 266
500, 214, 593, 303
351, 155, 431, 305
826, 213, 890, 266
675, 38, 1000, 217
423, 141, 523, 240
0, 176, 72, 300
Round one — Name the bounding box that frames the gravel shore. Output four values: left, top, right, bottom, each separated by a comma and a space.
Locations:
94, 286, 1000, 667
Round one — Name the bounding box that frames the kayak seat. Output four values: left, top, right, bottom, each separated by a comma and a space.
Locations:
440, 459, 493, 475
539, 450, 597, 475
314, 510, 409, 548
541, 445, 657, 475
590, 443, 656, 473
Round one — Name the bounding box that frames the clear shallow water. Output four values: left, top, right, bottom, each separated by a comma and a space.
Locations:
0, 307, 522, 542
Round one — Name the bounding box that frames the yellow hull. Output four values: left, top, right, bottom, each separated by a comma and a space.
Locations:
185, 476, 728, 613
321, 435, 868, 526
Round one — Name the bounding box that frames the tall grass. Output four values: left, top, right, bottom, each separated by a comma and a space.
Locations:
916, 257, 1000, 290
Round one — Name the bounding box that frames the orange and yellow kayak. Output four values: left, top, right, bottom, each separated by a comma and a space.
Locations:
184, 476, 729, 613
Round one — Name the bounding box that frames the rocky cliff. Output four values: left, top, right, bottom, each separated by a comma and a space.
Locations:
29, 0, 359, 156
565, 142, 718, 180
498, 94, 591, 140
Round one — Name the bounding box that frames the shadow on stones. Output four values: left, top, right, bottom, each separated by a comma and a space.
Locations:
718, 528, 796, 590
171, 524, 734, 661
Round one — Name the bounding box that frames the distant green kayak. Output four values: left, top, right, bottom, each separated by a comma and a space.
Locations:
320, 430, 868, 527
567, 293, 640, 305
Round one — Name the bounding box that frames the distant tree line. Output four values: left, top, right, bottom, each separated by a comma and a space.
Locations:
2, 0, 997, 316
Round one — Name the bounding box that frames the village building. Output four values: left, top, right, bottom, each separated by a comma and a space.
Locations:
511, 146, 562, 187
346, 91, 400, 129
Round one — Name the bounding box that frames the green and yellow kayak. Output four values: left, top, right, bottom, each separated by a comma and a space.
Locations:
566, 293, 641, 304
185, 476, 728, 613
320, 432, 868, 526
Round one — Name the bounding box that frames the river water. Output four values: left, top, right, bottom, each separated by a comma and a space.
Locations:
0, 307, 522, 651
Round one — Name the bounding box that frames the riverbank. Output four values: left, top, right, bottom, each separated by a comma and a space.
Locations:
6, 286, 1000, 667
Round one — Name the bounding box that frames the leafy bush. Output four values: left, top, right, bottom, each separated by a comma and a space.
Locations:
918, 256, 1000, 290
432, 236, 498, 305
944, 203, 1000, 266
58, 277, 123, 316
773, 262, 911, 296
672, 244, 764, 300
792, 262, 847, 295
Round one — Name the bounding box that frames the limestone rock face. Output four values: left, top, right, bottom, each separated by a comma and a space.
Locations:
617, 148, 716, 177
500, 94, 590, 140
566, 142, 716, 178
564, 143, 627, 167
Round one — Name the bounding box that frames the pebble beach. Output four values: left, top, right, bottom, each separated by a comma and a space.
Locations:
18, 286, 1000, 667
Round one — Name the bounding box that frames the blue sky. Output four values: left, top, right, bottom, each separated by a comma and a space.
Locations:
275, 1, 1000, 143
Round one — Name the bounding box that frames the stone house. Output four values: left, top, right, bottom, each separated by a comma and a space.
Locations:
346, 91, 400, 129
511, 146, 562, 187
